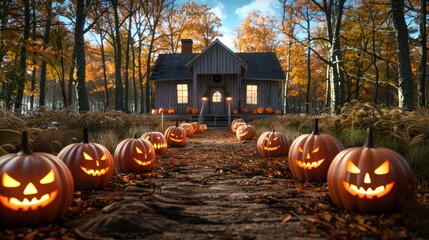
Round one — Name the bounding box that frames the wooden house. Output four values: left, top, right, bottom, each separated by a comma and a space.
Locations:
150, 39, 285, 125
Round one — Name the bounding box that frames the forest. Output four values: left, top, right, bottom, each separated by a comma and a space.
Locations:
0, 0, 427, 114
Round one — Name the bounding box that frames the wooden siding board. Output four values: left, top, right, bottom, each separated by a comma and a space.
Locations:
194, 45, 242, 74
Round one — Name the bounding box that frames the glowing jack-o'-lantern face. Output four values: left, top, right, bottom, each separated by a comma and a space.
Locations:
231, 119, 246, 133
81, 151, 110, 176
179, 123, 195, 137
0, 169, 58, 211
165, 123, 187, 147
114, 135, 156, 173
141, 132, 168, 153
0, 131, 74, 227
257, 130, 289, 157
288, 118, 343, 181
57, 129, 114, 190
342, 159, 394, 199
327, 128, 415, 214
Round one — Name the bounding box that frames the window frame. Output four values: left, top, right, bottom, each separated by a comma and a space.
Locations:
246, 84, 258, 105
176, 83, 188, 104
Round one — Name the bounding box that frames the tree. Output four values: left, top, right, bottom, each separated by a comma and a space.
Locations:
391, 0, 414, 110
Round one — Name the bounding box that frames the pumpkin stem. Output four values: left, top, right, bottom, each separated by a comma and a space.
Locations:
364, 127, 375, 148
272, 129, 275, 133
133, 133, 138, 139
175, 119, 179, 127
312, 118, 320, 135
83, 128, 90, 143
19, 131, 33, 155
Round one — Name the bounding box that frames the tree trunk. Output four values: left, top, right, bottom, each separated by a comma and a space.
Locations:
14, 0, 30, 112
112, 0, 124, 112
418, 0, 427, 107
75, 0, 90, 112
391, 0, 414, 110
30, 6, 36, 110
305, 7, 311, 113
39, 0, 52, 107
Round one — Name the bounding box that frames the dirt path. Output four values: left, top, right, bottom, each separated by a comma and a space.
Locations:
1, 130, 428, 239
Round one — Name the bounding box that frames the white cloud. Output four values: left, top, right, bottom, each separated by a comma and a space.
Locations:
211, 2, 227, 20
235, 0, 276, 19
218, 27, 236, 51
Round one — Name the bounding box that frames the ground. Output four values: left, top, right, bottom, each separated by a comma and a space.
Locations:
1, 130, 428, 239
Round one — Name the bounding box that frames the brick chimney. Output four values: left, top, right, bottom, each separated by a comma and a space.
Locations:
181, 39, 193, 53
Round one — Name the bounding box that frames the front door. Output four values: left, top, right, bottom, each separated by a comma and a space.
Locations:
209, 88, 225, 114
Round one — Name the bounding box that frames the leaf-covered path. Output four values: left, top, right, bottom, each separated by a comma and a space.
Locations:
1, 130, 428, 239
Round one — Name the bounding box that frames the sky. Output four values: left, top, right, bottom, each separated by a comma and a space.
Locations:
182, 0, 283, 51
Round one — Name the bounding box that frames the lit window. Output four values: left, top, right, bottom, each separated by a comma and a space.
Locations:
177, 84, 188, 104
212, 91, 222, 102
246, 85, 257, 105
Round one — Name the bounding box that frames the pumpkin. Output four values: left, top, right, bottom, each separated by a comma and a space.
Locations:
186, 106, 193, 114
191, 122, 201, 133
159, 107, 165, 114
231, 118, 246, 133
0, 131, 74, 227
151, 109, 158, 115
179, 123, 195, 137
236, 124, 256, 141
241, 107, 248, 114
274, 109, 282, 115
192, 108, 199, 114
167, 107, 175, 114
257, 130, 289, 157
265, 107, 273, 114
257, 107, 264, 114
114, 134, 155, 173
57, 128, 114, 190
164, 121, 187, 147
140, 131, 168, 154
327, 128, 414, 213
200, 124, 208, 132
232, 109, 238, 114
288, 118, 344, 181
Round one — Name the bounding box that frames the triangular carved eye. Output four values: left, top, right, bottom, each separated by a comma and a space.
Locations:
374, 160, 389, 175
346, 159, 361, 174
40, 170, 55, 184
100, 153, 107, 160
84, 152, 93, 160
2, 173, 21, 188
312, 147, 320, 153
136, 146, 143, 154
298, 146, 304, 153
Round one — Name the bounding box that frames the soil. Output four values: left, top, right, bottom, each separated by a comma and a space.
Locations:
1, 130, 428, 239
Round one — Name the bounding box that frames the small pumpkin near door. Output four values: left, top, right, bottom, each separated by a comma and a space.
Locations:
288, 118, 344, 181
57, 128, 114, 190
114, 134, 155, 173
236, 124, 256, 141
327, 128, 415, 214
165, 121, 187, 147
257, 130, 289, 157
231, 118, 246, 133
0, 131, 74, 227
141, 131, 168, 154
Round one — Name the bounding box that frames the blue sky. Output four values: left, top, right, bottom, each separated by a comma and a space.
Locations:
182, 0, 282, 51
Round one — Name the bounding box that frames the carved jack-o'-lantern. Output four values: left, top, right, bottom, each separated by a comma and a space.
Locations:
57, 129, 114, 190
151, 109, 158, 115
257, 130, 289, 157
327, 128, 415, 213
164, 121, 187, 147
231, 119, 246, 133
288, 118, 344, 181
140, 131, 168, 154
236, 124, 256, 141
191, 122, 202, 133
0, 132, 74, 227
114, 134, 155, 173
179, 123, 195, 137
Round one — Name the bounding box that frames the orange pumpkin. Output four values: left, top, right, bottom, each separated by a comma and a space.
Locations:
141, 131, 168, 154
288, 118, 344, 181
158, 107, 165, 114
191, 122, 201, 133
231, 119, 246, 133
265, 107, 273, 114
327, 128, 414, 213
241, 107, 248, 114
114, 134, 155, 173
164, 121, 187, 147
179, 123, 195, 137
236, 124, 256, 141
232, 109, 238, 114
274, 109, 282, 115
257, 130, 289, 157
151, 109, 158, 115
0, 132, 74, 227
167, 107, 175, 114
186, 106, 193, 114
257, 107, 264, 114
192, 108, 199, 114
57, 129, 114, 190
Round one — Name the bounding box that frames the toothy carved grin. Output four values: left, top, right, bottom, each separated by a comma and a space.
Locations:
263, 146, 280, 151
80, 166, 110, 176
132, 158, 154, 166
169, 138, 183, 143
0, 190, 58, 211
153, 143, 167, 149
295, 159, 325, 170
342, 181, 395, 199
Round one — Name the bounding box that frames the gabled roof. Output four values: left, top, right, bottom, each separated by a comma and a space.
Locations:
184, 39, 249, 71
150, 40, 285, 81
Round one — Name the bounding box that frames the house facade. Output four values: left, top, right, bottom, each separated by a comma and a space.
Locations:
150, 39, 285, 116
